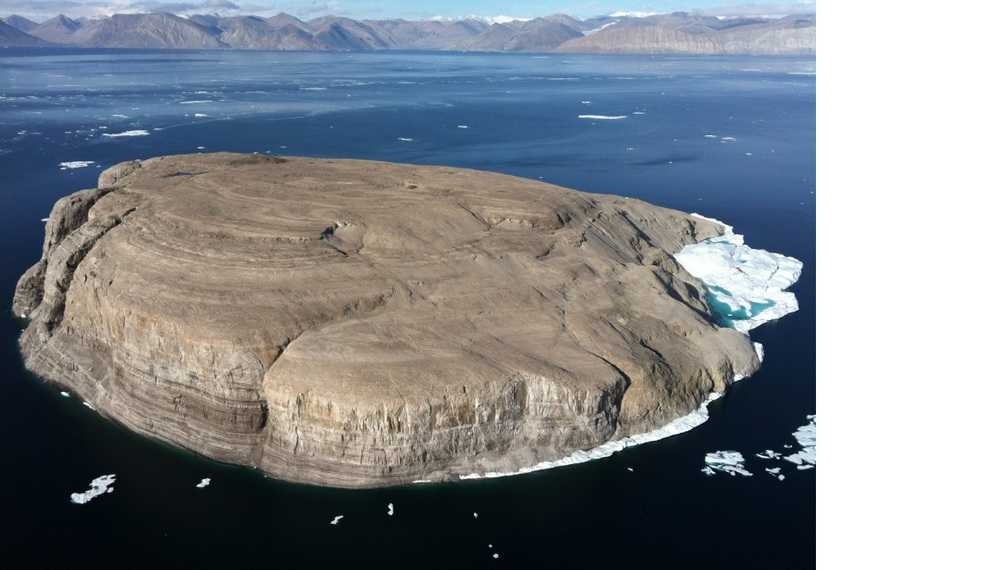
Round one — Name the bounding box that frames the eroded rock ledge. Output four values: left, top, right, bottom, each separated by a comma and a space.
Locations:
13, 153, 759, 488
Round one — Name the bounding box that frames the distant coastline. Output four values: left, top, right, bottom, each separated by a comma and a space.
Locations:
2, 11, 815, 55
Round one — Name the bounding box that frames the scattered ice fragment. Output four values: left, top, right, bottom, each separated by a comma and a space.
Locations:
70, 474, 116, 504
83, 401, 96, 410
702, 451, 752, 477
493, 553, 500, 559
330, 515, 344, 525
195, 478, 211, 488
60, 391, 70, 398
387, 503, 394, 516
196, 146, 206, 150
765, 467, 786, 481
41, 217, 50, 222
745, 152, 753, 156
632, 111, 646, 115
578, 114, 627, 120
580, 100, 591, 104
473, 512, 478, 519
102, 130, 149, 138
675, 217, 803, 333
397, 137, 414, 142
179, 100, 213, 104
194, 113, 209, 118
626, 467, 634, 472
457, 125, 469, 129
755, 449, 782, 460
704, 134, 718, 138
300, 87, 327, 91
59, 161, 94, 170
111, 114, 129, 118
783, 415, 816, 470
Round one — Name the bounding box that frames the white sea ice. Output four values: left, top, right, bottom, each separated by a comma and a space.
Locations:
59, 161, 94, 170
675, 217, 802, 333
397, 137, 414, 142
578, 114, 627, 120
387, 503, 394, 516
194, 113, 209, 118
60, 391, 70, 398
755, 449, 782, 460
704, 134, 718, 138
83, 401, 96, 410
457, 125, 470, 129
330, 515, 344, 525
784, 415, 816, 469
195, 478, 211, 488
702, 451, 752, 477
70, 474, 116, 504
102, 130, 150, 138
179, 100, 213, 104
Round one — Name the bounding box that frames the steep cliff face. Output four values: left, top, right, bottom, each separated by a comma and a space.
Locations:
14, 153, 759, 487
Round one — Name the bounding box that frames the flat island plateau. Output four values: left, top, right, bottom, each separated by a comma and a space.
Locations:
12, 153, 800, 488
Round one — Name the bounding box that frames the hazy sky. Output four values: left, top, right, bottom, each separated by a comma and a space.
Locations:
0, 0, 816, 21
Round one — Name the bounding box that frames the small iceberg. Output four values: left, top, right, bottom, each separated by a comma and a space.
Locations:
179, 100, 213, 104
195, 478, 211, 488
102, 130, 149, 138
783, 415, 816, 470
397, 137, 414, 142
194, 113, 209, 118
765, 467, 785, 481
59, 161, 94, 170
387, 502, 394, 516
704, 134, 718, 139
70, 474, 116, 504
330, 515, 344, 525
702, 451, 752, 477
578, 114, 627, 120
457, 124, 469, 129
675, 215, 803, 333
59, 391, 70, 398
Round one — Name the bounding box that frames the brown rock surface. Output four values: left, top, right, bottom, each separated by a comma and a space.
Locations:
13, 153, 759, 487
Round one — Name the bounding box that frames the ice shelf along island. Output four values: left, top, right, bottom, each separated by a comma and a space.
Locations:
12, 153, 802, 488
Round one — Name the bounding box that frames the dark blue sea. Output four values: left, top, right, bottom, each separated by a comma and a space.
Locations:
0, 49, 815, 568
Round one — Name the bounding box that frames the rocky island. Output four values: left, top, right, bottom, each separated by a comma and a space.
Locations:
13, 153, 797, 488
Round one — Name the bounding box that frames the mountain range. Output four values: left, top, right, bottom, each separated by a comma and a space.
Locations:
1, 11, 814, 54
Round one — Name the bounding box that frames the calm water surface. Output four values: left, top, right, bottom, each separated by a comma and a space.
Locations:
0, 49, 815, 568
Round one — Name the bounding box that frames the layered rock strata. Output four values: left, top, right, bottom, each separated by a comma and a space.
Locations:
14, 153, 760, 487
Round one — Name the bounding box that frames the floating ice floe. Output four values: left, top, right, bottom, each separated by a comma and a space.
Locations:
460, 393, 723, 480
179, 100, 213, 104
387, 503, 394, 516
765, 467, 785, 481
783, 415, 816, 470
300, 87, 327, 91
493, 553, 500, 559
457, 125, 470, 129
195, 478, 211, 488
721, 136, 737, 143
102, 130, 150, 138
59, 161, 94, 170
110, 114, 129, 118
580, 100, 591, 104
704, 134, 718, 138
701, 451, 752, 477
755, 449, 782, 460
473, 512, 478, 519
41, 217, 50, 222
745, 152, 753, 156
70, 474, 116, 504
397, 137, 414, 142
83, 401, 96, 410
675, 215, 803, 333
330, 515, 344, 525
194, 113, 209, 118
632, 111, 646, 115
578, 114, 627, 120
60, 391, 70, 398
